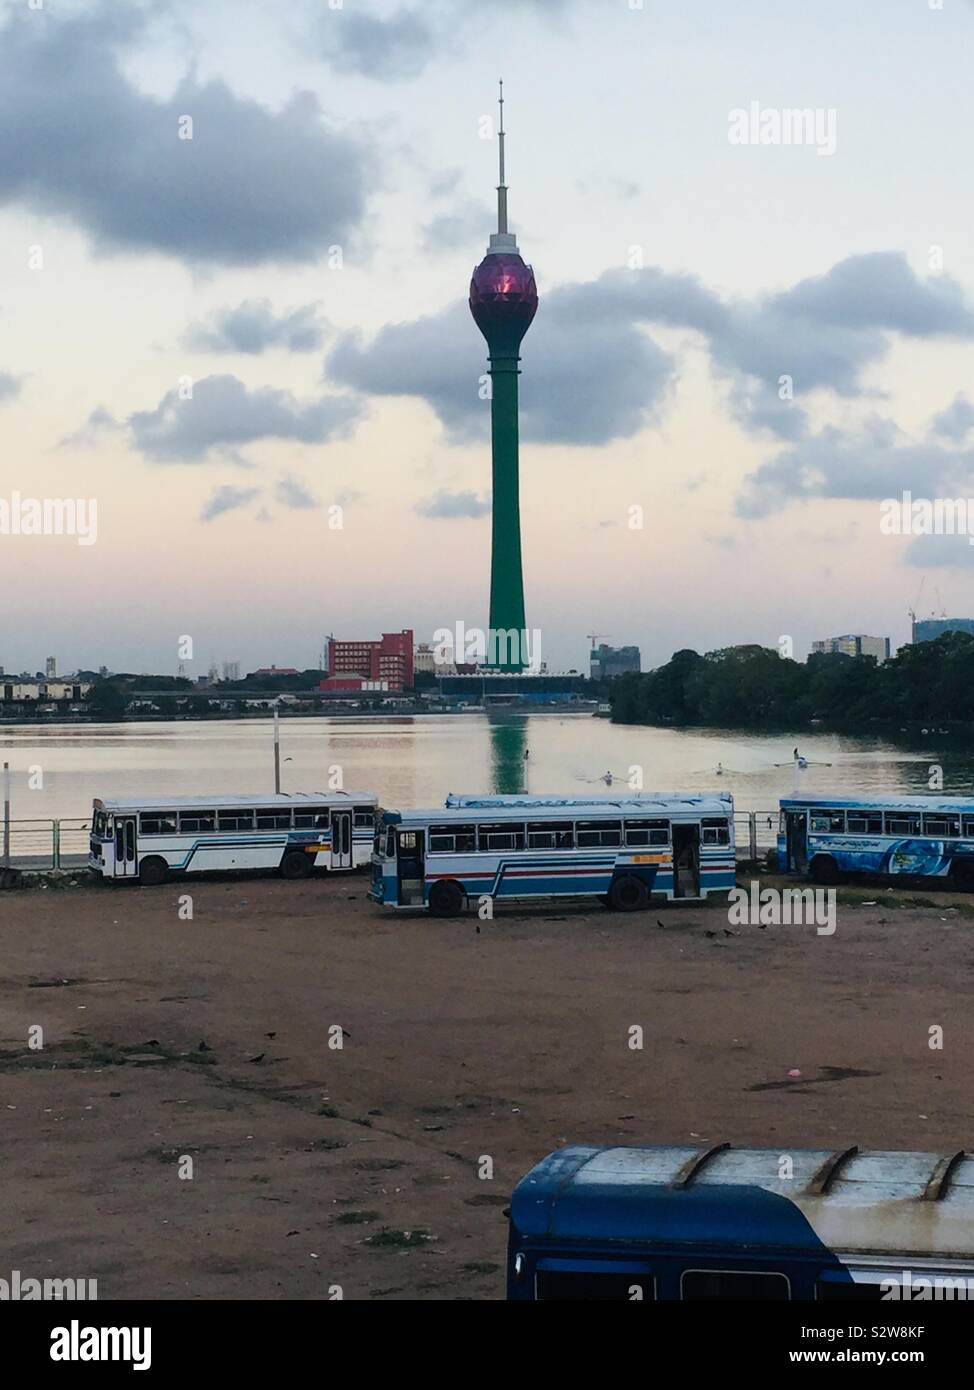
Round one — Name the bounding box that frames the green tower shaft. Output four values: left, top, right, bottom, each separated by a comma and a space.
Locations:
487, 348, 526, 669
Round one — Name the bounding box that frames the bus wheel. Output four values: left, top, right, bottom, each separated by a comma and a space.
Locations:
281, 851, 312, 881
428, 880, 465, 917
609, 875, 649, 912
139, 857, 168, 887
809, 855, 839, 886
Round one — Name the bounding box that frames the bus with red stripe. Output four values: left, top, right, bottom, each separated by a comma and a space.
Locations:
368, 793, 735, 917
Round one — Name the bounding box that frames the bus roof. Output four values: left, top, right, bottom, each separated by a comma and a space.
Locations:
93, 792, 377, 812
511, 1145, 974, 1259
782, 795, 974, 813
447, 792, 733, 809
384, 794, 733, 825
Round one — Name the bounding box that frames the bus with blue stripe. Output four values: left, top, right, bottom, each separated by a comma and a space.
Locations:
778, 795, 974, 887
369, 793, 735, 916
88, 792, 377, 886
508, 1143, 974, 1300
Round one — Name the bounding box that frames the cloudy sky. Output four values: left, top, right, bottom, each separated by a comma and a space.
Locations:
2, 0, 974, 677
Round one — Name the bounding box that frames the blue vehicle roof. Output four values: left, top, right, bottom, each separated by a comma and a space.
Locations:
511, 1145, 974, 1259
781, 795, 974, 813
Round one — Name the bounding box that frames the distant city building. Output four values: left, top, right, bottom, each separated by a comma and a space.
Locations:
589, 643, 641, 680
1, 680, 91, 704
812, 634, 891, 663
253, 666, 299, 677
319, 676, 391, 694
913, 617, 974, 644
326, 630, 414, 692
437, 672, 591, 704
414, 642, 455, 676
222, 661, 241, 681
45, 656, 57, 679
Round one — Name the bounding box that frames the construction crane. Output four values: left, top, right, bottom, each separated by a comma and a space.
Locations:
586, 632, 609, 650
908, 579, 949, 644
907, 579, 925, 644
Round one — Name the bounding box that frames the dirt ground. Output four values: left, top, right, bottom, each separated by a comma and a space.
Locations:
2, 873, 972, 1300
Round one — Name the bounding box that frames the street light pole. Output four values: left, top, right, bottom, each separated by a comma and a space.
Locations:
2, 761, 10, 866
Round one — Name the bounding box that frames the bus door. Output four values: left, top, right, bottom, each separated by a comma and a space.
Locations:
113, 815, 137, 877
397, 830, 425, 906
786, 812, 808, 873
331, 811, 353, 870
672, 824, 700, 898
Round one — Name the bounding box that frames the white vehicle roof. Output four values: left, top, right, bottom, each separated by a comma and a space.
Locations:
94, 792, 377, 812
387, 793, 733, 824
448, 792, 733, 810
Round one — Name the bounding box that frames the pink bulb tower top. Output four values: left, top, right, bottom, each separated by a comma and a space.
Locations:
469, 80, 538, 349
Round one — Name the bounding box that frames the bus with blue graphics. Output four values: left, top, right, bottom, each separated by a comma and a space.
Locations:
89, 792, 377, 886
507, 1143, 974, 1300
778, 795, 974, 888
369, 793, 735, 916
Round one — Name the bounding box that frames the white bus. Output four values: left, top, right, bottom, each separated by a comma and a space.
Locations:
88, 792, 377, 886
370, 793, 736, 915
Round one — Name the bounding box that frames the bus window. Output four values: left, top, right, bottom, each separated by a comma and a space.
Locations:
810, 810, 845, 832
256, 809, 293, 830
179, 811, 215, 833
353, 807, 375, 828
923, 814, 960, 837
625, 819, 668, 847
681, 1270, 789, 1300
885, 812, 921, 835
527, 821, 574, 849
218, 809, 255, 832
701, 818, 730, 846
428, 824, 476, 853
576, 820, 622, 848
847, 811, 883, 834
478, 823, 525, 852
140, 811, 178, 835
385, 827, 395, 858
294, 808, 330, 829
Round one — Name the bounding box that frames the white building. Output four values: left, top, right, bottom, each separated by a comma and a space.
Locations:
811, 634, 891, 663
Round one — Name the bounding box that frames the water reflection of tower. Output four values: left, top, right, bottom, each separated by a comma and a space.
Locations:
469, 81, 538, 673
488, 715, 529, 794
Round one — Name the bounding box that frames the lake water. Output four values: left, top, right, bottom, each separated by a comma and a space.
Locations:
0, 714, 967, 825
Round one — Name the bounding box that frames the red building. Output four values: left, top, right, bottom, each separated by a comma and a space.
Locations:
323, 630, 414, 692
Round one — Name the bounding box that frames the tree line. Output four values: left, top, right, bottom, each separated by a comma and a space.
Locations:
610, 633, 974, 729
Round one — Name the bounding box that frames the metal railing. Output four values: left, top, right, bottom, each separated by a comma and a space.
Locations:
0, 818, 92, 871
734, 810, 779, 861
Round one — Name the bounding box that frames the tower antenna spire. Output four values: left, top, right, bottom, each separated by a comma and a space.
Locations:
497, 78, 508, 235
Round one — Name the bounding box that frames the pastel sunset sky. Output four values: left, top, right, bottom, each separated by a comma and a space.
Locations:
2, 0, 974, 675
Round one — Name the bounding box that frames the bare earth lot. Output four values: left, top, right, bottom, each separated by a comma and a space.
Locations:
2, 874, 972, 1300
